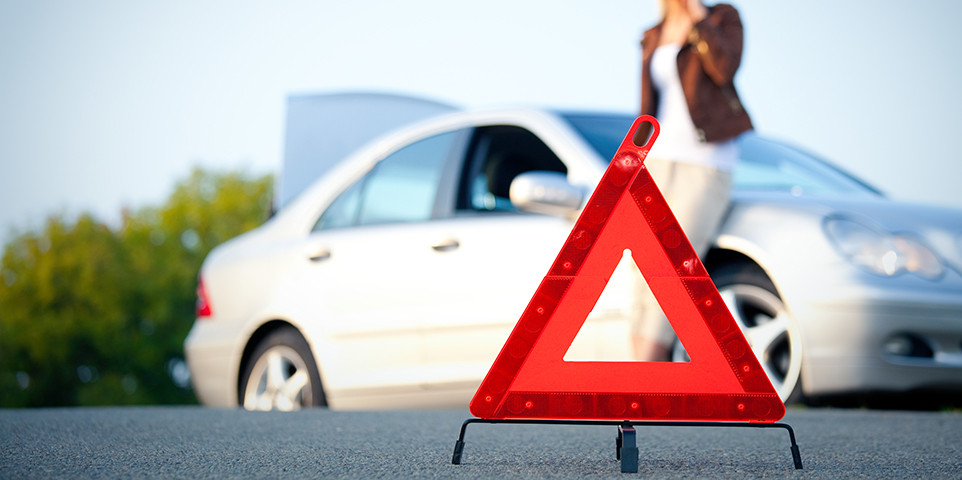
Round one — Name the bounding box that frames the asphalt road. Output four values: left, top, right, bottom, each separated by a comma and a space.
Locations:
1, 406, 960, 479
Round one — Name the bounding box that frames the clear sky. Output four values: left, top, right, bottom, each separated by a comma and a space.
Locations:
2, 0, 961, 246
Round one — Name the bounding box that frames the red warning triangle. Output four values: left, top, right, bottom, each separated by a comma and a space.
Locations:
469, 116, 785, 422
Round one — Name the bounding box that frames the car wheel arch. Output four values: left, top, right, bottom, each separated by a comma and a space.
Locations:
704, 249, 775, 292
237, 320, 327, 408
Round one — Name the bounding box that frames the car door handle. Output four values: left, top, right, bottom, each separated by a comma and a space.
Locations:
308, 248, 331, 262
431, 239, 460, 252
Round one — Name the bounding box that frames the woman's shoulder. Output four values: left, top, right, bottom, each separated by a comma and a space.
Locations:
708, 3, 740, 20
640, 22, 661, 47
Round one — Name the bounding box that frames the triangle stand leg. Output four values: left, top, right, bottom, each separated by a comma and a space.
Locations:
617, 422, 639, 473
452, 417, 802, 472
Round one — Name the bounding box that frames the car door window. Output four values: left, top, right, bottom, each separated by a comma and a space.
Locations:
314, 131, 460, 231
314, 179, 364, 230
458, 126, 567, 212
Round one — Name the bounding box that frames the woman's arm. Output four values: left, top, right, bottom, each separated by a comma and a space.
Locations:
688, 4, 745, 86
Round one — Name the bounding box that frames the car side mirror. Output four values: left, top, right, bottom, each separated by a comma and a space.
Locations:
509, 171, 586, 217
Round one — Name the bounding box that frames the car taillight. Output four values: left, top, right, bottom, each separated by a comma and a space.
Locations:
196, 276, 213, 318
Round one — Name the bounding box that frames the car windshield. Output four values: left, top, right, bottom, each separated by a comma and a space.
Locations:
561, 113, 882, 198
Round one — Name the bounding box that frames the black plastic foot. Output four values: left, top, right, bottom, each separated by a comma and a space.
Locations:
615, 429, 622, 460
618, 423, 638, 473
791, 444, 803, 469
452, 439, 465, 465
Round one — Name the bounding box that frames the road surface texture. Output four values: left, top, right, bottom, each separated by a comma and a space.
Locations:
1, 406, 960, 478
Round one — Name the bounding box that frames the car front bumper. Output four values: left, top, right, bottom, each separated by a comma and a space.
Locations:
797, 288, 962, 397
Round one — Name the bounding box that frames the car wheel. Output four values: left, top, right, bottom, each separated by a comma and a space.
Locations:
239, 326, 326, 411
671, 263, 804, 404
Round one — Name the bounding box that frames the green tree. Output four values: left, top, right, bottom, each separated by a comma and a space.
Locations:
0, 167, 272, 407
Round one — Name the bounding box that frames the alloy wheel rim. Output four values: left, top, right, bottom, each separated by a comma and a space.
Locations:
243, 345, 312, 411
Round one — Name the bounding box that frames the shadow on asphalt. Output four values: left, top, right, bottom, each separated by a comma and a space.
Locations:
805, 390, 962, 411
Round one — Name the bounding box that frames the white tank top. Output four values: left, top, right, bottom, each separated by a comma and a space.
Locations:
646, 44, 737, 172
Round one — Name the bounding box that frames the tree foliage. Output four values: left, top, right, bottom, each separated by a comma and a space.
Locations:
0, 167, 273, 407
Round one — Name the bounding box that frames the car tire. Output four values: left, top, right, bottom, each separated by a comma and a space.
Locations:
671, 262, 804, 404
239, 326, 326, 411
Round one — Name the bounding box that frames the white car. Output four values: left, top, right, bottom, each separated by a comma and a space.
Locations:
185, 105, 962, 410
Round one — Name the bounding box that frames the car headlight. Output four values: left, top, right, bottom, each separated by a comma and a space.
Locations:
891, 234, 943, 279
824, 216, 944, 279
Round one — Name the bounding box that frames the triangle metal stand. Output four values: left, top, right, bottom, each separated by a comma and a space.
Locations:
451, 417, 802, 473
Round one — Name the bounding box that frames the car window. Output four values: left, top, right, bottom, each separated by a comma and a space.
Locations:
560, 113, 631, 162
314, 178, 364, 230
313, 130, 459, 231
735, 134, 881, 197
458, 126, 567, 212
559, 112, 881, 197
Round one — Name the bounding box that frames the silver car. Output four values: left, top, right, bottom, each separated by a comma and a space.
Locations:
185, 106, 962, 410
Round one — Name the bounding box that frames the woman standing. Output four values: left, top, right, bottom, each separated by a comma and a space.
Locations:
633, 0, 753, 361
